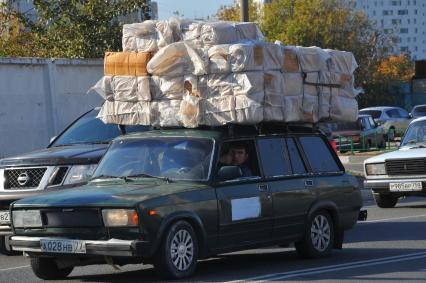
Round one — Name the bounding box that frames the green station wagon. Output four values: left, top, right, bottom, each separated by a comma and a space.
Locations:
9, 126, 363, 279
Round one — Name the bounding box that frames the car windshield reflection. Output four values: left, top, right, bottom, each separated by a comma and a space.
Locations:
401, 120, 426, 148
92, 138, 213, 181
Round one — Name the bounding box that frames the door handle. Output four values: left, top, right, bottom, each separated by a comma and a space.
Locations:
258, 184, 269, 191
305, 180, 314, 187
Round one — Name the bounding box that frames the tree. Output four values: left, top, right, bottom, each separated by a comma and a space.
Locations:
1, 0, 149, 58
216, 0, 261, 22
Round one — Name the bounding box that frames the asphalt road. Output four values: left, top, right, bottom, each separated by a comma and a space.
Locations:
2, 191, 426, 283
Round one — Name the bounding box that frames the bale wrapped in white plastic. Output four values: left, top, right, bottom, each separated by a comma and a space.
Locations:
264, 71, 285, 121
207, 71, 264, 98
147, 42, 207, 76
235, 92, 264, 124
295, 46, 331, 72
282, 96, 303, 122
109, 76, 151, 102
151, 100, 182, 127
200, 95, 236, 126
122, 19, 182, 52
329, 96, 358, 122
325, 49, 358, 75
282, 72, 304, 96
97, 101, 151, 125
208, 42, 283, 74
150, 76, 184, 100
302, 94, 320, 123
184, 21, 264, 47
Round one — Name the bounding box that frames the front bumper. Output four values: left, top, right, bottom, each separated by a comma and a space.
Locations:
10, 236, 146, 257
364, 178, 426, 195
0, 225, 12, 236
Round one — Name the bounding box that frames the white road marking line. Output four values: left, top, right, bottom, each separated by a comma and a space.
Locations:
225, 251, 426, 283
0, 265, 30, 272
360, 214, 426, 223
255, 252, 426, 281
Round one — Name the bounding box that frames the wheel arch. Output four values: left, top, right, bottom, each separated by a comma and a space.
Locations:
155, 211, 207, 257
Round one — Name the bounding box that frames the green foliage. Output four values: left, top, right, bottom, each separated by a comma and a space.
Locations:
216, 0, 261, 22
1, 0, 148, 58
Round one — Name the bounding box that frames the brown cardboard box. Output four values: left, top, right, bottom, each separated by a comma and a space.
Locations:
104, 52, 152, 76
283, 48, 300, 72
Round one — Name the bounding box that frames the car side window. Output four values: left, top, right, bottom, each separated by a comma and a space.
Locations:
386, 109, 401, 118
299, 136, 341, 173
286, 138, 306, 174
257, 138, 291, 177
368, 117, 376, 128
217, 140, 261, 179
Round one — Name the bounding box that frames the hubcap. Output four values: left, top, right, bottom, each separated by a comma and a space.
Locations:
170, 229, 194, 271
310, 215, 331, 252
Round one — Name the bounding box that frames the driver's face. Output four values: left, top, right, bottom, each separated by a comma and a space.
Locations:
232, 148, 248, 165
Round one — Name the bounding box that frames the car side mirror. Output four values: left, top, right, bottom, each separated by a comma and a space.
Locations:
49, 136, 57, 144
217, 166, 243, 182
409, 113, 413, 118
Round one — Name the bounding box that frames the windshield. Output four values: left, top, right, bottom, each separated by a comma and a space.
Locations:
401, 120, 426, 147
413, 106, 426, 117
52, 109, 148, 146
92, 138, 214, 181
359, 110, 382, 119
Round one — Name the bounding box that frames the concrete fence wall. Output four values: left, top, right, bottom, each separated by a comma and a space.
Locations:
0, 58, 104, 158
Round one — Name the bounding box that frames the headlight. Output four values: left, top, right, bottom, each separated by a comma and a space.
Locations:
102, 209, 139, 227
12, 210, 42, 228
63, 164, 97, 185
365, 163, 386, 175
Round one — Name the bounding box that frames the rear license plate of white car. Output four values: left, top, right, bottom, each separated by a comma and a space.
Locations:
40, 239, 86, 254
0, 211, 10, 224
390, 182, 423, 192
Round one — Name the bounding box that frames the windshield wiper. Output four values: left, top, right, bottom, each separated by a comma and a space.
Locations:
123, 173, 172, 183
90, 175, 120, 180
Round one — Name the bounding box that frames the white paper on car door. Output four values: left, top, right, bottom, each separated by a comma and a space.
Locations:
231, 197, 261, 221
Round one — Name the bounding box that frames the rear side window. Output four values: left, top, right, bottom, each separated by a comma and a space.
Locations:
286, 138, 306, 174
258, 138, 291, 177
299, 136, 340, 173
359, 110, 381, 119
386, 109, 401, 118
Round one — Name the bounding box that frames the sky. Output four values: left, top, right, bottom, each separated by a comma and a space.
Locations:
155, 0, 235, 20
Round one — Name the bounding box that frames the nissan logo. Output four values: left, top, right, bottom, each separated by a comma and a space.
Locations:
17, 172, 30, 186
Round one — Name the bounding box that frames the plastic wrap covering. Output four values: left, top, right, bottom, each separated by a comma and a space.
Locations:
201, 95, 236, 126
150, 76, 184, 100
147, 42, 207, 76
89, 76, 113, 101
104, 52, 152, 76
151, 100, 183, 127
235, 92, 264, 124
122, 19, 182, 52
184, 21, 264, 47
264, 71, 285, 121
105, 76, 151, 102
179, 94, 201, 128
207, 42, 282, 74
97, 101, 151, 125
329, 96, 358, 122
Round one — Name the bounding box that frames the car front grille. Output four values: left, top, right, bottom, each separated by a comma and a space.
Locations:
385, 159, 426, 176
42, 209, 103, 228
4, 168, 47, 189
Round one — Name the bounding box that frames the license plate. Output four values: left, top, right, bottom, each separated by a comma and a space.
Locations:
390, 182, 423, 192
0, 211, 10, 224
40, 239, 86, 254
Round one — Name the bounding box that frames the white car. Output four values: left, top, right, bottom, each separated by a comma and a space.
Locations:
364, 117, 426, 208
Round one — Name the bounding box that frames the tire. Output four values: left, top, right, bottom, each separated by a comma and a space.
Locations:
295, 210, 334, 259
153, 220, 198, 279
374, 193, 398, 208
30, 257, 74, 280
0, 236, 20, 256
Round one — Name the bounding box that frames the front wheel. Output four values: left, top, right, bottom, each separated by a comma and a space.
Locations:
374, 193, 398, 208
30, 257, 74, 280
296, 210, 334, 259
153, 220, 198, 279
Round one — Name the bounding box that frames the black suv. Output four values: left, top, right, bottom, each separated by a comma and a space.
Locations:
0, 108, 147, 254
9, 125, 363, 279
